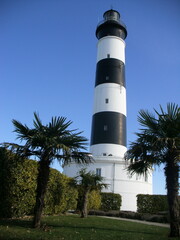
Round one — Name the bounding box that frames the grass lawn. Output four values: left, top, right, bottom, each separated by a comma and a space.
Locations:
0, 215, 177, 240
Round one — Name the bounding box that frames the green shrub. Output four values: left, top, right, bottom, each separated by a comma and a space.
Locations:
137, 194, 169, 214
100, 192, 121, 211
0, 147, 78, 218
88, 210, 170, 223
44, 170, 78, 214
0, 148, 37, 217
77, 189, 101, 212
88, 190, 101, 210
119, 211, 142, 220
88, 210, 106, 216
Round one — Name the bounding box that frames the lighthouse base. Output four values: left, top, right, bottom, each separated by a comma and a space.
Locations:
63, 157, 152, 211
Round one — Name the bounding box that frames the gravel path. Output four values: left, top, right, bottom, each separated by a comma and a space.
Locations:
99, 216, 170, 228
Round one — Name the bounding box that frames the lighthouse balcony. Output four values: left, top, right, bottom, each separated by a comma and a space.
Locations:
93, 155, 126, 164
90, 143, 127, 159
97, 18, 127, 31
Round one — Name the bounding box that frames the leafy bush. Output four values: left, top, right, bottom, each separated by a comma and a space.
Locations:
119, 211, 142, 220
88, 210, 169, 223
100, 192, 121, 211
0, 148, 37, 217
88, 190, 101, 210
77, 189, 101, 212
137, 194, 169, 214
88, 210, 120, 217
0, 147, 78, 218
44, 170, 78, 215
88, 210, 106, 216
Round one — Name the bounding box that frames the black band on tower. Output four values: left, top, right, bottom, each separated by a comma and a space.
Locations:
96, 22, 127, 40
90, 111, 126, 146
95, 58, 125, 87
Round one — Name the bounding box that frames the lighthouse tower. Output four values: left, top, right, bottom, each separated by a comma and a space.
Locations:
91, 10, 127, 167
64, 9, 152, 211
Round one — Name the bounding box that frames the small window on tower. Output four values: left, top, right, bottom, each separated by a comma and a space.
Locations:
96, 168, 101, 176
106, 76, 109, 80
105, 98, 109, 103
107, 54, 110, 58
104, 125, 108, 131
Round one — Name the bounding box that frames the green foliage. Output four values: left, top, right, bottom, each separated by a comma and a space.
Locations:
137, 194, 169, 214
125, 103, 180, 237
75, 169, 107, 217
76, 168, 107, 190
87, 190, 101, 210
100, 192, 122, 211
44, 169, 78, 214
89, 210, 170, 224
0, 148, 37, 217
125, 102, 180, 177
0, 148, 78, 218
10, 112, 90, 165
77, 189, 101, 211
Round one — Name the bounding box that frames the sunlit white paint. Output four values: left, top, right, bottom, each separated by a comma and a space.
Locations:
63, 160, 152, 211
97, 36, 125, 63
93, 83, 126, 115
90, 143, 127, 158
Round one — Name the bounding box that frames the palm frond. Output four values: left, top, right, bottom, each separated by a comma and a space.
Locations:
11, 113, 92, 165
12, 119, 31, 141
33, 112, 43, 130
58, 151, 93, 166
166, 103, 179, 120
76, 168, 108, 190
127, 159, 153, 176
138, 110, 158, 132
126, 103, 180, 176
49, 116, 73, 134
1, 142, 35, 158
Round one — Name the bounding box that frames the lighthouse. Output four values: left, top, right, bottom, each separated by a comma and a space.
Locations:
90, 9, 127, 163
64, 9, 152, 211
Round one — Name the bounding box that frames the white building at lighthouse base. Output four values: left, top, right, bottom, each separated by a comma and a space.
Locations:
63, 156, 152, 211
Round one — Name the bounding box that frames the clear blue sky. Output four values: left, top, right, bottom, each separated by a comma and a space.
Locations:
1, 0, 180, 195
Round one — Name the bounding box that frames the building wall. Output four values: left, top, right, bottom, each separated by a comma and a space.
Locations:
63, 158, 152, 211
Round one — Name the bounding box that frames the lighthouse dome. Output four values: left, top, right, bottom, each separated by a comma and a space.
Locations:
96, 9, 127, 40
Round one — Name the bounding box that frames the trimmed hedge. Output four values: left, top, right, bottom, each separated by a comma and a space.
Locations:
0, 147, 78, 218
76, 189, 101, 212
100, 192, 121, 211
88, 210, 170, 223
137, 194, 169, 214
0, 148, 37, 217
44, 169, 78, 215
88, 190, 101, 210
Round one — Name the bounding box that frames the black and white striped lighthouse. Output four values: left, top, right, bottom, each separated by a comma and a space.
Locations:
90, 9, 127, 159
64, 9, 152, 211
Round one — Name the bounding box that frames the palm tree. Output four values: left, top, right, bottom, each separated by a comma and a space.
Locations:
75, 168, 107, 218
125, 103, 180, 237
5, 113, 92, 228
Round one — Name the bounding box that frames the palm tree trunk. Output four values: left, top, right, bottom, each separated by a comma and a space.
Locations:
33, 159, 50, 228
165, 158, 179, 237
81, 189, 89, 218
